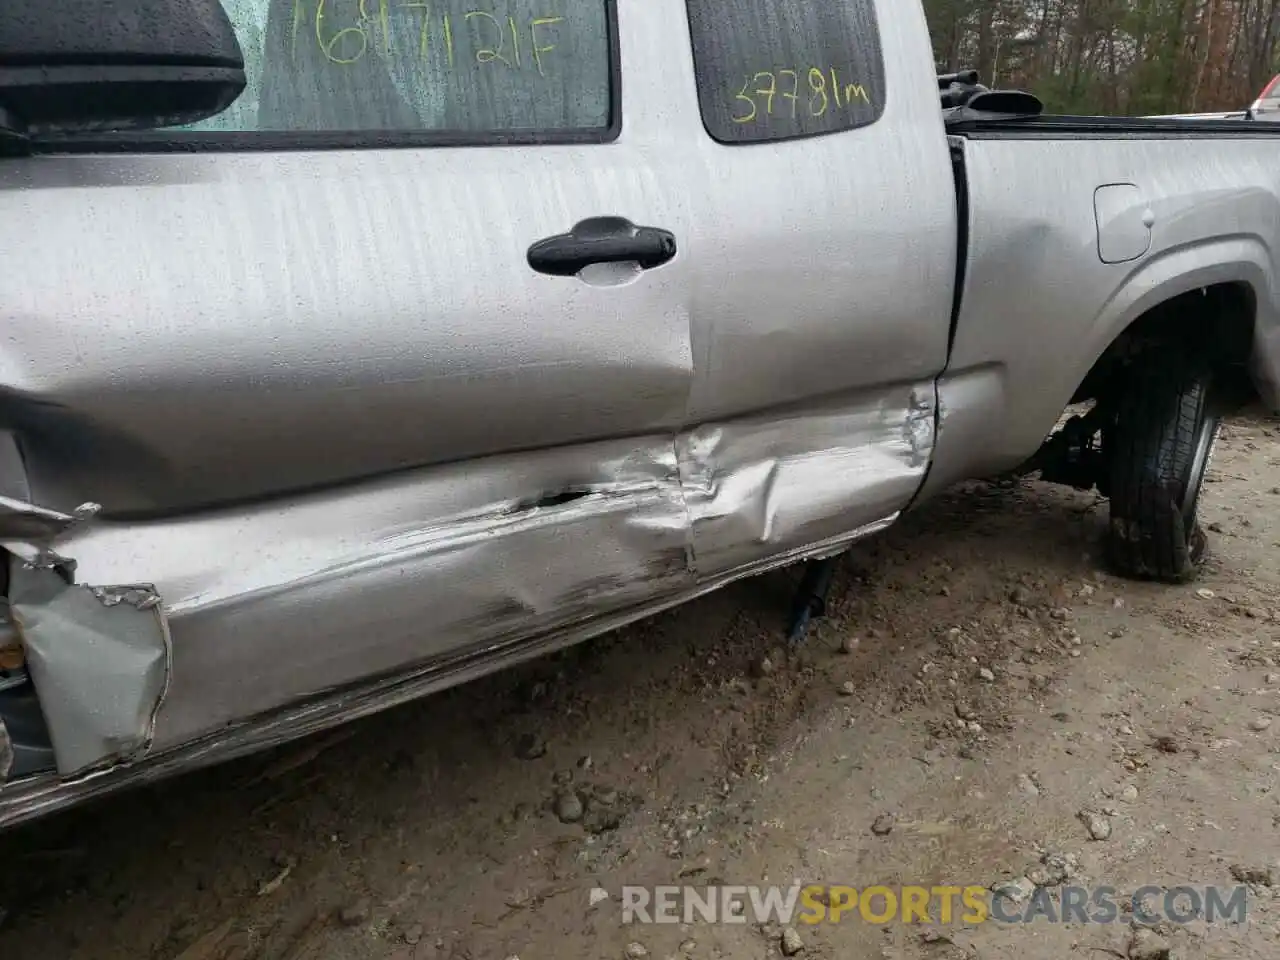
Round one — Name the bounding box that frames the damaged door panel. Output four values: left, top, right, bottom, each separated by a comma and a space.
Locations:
678, 383, 939, 576
35, 437, 695, 752
0, 0, 962, 828
0, 393, 928, 826
0, 388, 929, 810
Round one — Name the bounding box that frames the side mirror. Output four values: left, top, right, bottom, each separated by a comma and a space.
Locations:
0, 0, 246, 139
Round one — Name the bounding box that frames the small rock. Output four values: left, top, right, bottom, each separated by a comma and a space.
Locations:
1016, 773, 1040, 797
1079, 809, 1113, 840
1050, 607, 1072, 621
339, 898, 371, 927
554, 790, 584, 824
403, 924, 424, 946
583, 788, 625, 834
839, 636, 860, 655
624, 943, 649, 959
978, 667, 996, 682
780, 926, 805, 956
1247, 607, 1269, 620
577, 754, 594, 771
1010, 586, 1033, 605
584, 808, 624, 833
870, 813, 896, 836
593, 785, 620, 806
1266, 673, 1280, 686
1229, 863, 1275, 885
1127, 926, 1171, 960
1120, 784, 1139, 802
954, 702, 978, 721
552, 769, 574, 786
1248, 717, 1273, 732
838, 681, 857, 697
992, 876, 1035, 904
679, 939, 697, 955
919, 927, 955, 945
514, 732, 547, 760
1196, 588, 1216, 600
1027, 852, 1074, 887
1025, 865, 1056, 887
751, 656, 775, 679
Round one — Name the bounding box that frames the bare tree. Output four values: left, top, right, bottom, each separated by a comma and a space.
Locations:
922, 0, 1280, 114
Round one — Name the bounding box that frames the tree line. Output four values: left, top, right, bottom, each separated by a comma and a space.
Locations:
924, 0, 1280, 115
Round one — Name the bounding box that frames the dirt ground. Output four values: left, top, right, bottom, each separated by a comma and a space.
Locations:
1, 411, 1279, 960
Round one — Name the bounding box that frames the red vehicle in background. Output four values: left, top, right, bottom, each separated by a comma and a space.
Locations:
1250, 75, 1280, 119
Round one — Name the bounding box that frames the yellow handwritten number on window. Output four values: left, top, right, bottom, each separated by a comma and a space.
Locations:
315, 0, 368, 64
733, 67, 866, 123
807, 68, 829, 117
778, 69, 799, 118
732, 76, 758, 123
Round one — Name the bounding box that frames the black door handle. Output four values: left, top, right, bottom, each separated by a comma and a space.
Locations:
527, 216, 677, 277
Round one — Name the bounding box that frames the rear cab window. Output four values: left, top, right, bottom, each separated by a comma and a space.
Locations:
173, 0, 618, 143
683, 0, 887, 144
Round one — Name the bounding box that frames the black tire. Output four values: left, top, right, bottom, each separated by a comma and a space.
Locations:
1105, 351, 1221, 583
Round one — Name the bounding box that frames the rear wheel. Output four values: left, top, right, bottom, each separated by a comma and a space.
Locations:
1105, 350, 1221, 583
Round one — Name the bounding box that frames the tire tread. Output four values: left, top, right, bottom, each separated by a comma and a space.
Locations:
1106, 350, 1214, 584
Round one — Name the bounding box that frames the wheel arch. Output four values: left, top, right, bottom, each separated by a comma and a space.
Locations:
1073, 238, 1276, 410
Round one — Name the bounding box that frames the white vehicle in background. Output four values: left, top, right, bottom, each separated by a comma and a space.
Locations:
1146, 111, 1248, 120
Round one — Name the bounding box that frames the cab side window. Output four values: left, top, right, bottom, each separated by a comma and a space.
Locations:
683, 0, 886, 144
187, 0, 615, 138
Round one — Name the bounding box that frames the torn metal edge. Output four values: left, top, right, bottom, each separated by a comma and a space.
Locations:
9, 563, 172, 777
0, 498, 99, 563
0, 497, 172, 781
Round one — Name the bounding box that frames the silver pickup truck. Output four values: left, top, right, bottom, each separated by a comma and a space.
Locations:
0, 0, 1278, 828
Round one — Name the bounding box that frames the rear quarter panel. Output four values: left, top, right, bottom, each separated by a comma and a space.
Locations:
923, 134, 1280, 496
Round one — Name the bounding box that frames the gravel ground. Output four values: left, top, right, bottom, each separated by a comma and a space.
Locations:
1, 410, 1278, 960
